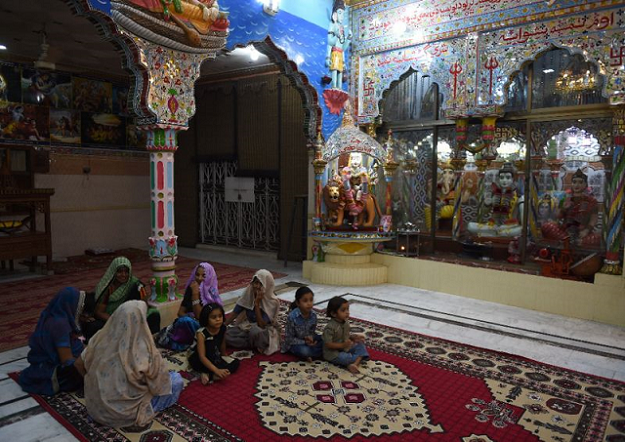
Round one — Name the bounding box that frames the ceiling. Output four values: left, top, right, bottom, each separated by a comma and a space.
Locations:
0, 0, 273, 83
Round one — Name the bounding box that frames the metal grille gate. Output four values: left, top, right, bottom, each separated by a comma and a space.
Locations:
199, 161, 280, 251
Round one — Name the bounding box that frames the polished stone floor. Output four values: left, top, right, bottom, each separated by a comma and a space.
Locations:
1, 246, 624, 441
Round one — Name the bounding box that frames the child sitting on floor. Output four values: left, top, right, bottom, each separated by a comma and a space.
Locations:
189, 303, 240, 385
281, 287, 323, 361
322, 296, 369, 374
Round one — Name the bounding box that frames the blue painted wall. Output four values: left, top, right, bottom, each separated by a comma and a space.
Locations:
281, 0, 332, 30
222, 0, 341, 139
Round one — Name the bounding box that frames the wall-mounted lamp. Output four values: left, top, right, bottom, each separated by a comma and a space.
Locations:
249, 45, 260, 61
262, 0, 280, 16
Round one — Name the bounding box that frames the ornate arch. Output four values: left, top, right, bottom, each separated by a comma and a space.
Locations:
357, 37, 468, 123
231, 36, 322, 142
477, 9, 625, 109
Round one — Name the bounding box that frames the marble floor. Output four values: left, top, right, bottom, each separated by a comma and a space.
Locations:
0, 246, 624, 441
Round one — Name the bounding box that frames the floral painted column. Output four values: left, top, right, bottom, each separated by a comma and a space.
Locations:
381, 131, 399, 232
601, 106, 625, 275
65, 1, 228, 302
146, 127, 179, 301
312, 132, 328, 231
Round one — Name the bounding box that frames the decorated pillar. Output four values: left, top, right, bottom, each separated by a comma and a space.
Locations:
528, 155, 544, 240
68, 0, 229, 301
146, 128, 179, 301
312, 132, 328, 231
450, 156, 466, 240
475, 157, 489, 222
455, 118, 469, 150
381, 131, 399, 231
480, 116, 499, 164
601, 106, 625, 274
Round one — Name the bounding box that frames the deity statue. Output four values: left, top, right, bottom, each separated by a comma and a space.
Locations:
437, 161, 455, 219
536, 194, 556, 228
116, 0, 224, 47
460, 171, 479, 205
326, 0, 351, 90
541, 168, 600, 247
342, 152, 369, 215
467, 162, 523, 237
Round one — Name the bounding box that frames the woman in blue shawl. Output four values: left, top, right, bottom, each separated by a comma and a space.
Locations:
19, 287, 92, 396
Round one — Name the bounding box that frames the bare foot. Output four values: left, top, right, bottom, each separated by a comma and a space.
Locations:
347, 363, 360, 374
306, 357, 313, 363
200, 373, 210, 385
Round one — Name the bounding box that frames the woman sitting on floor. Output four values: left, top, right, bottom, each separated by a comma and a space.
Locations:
82, 256, 160, 340
224, 269, 281, 355
157, 262, 221, 351
19, 287, 94, 396
82, 301, 184, 432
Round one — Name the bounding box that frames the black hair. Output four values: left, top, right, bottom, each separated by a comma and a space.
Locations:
289, 286, 313, 311
326, 296, 348, 318
83, 291, 96, 315
199, 303, 225, 327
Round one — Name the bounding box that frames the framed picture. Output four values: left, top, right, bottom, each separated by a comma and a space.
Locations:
73, 77, 113, 113
81, 112, 126, 147
22, 69, 72, 109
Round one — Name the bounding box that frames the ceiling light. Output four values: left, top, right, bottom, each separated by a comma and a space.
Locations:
249, 46, 260, 62
0, 45, 6, 51
261, 0, 280, 16
543, 69, 555, 74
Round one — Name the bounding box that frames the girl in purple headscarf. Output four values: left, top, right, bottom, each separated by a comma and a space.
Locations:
179, 262, 221, 318
157, 262, 221, 351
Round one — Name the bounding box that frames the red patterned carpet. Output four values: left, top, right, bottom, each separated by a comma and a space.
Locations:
13, 303, 625, 442
0, 254, 286, 352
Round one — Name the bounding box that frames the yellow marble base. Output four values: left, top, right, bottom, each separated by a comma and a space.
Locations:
303, 258, 388, 286
370, 253, 625, 327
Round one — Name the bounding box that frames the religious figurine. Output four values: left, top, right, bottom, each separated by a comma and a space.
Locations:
118, 0, 225, 48
323, 153, 381, 229
437, 160, 456, 220
468, 162, 523, 237
507, 237, 521, 263
326, 0, 351, 90
541, 168, 600, 247
537, 193, 556, 228
342, 152, 369, 215
460, 171, 479, 205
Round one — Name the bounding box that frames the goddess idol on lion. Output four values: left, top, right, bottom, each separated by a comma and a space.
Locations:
323, 153, 381, 229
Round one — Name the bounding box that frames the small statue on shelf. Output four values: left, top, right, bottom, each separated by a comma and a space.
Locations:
436, 160, 456, 221
326, 0, 351, 90
342, 152, 369, 213
468, 162, 523, 237
537, 193, 557, 228
507, 237, 521, 264
541, 168, 600, 247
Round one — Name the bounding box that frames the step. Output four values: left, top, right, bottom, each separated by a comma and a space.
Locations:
309, 261, 387, 286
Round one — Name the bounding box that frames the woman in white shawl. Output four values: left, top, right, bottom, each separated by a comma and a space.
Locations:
82, 301, 184, 432
225, 269, 280, 355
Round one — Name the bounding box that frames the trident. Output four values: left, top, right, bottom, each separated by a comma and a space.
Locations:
449, 62, 463, 100
484, 56, 499, 96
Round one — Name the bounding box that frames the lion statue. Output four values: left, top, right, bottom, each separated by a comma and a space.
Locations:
323, 178, 381, 229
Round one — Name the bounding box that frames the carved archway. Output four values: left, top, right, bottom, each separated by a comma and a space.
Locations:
232, 36, 322, 142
